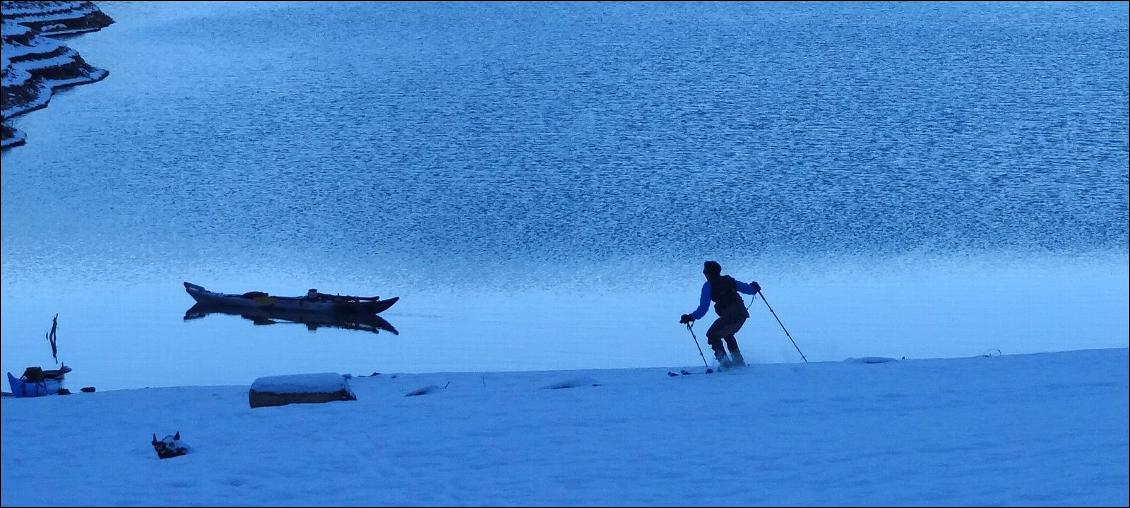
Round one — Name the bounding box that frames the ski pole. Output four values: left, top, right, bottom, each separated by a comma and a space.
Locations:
685, 322, 714, 373
758, 290, 808, 363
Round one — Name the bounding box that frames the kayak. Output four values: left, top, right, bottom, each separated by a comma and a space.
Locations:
183, 282, 398, 315
184, 302, 399, 335
6, 365, 71, 398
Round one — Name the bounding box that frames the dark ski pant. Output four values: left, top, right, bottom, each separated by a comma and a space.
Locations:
706, 314, 746, 358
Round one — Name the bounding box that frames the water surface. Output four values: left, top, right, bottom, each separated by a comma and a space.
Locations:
2, 2, 1127, 389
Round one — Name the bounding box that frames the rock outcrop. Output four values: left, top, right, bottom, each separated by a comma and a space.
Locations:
1, 1, 113, 150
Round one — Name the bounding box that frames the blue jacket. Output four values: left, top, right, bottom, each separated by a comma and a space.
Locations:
689, 279, 757, 320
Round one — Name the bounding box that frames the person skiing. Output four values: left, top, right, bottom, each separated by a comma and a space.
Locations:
680, 261, 761, 368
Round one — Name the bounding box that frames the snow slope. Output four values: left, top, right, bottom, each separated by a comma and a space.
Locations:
1, 348, 1127, 506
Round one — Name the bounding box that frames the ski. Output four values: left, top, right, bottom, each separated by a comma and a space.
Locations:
666, 369, 700, 377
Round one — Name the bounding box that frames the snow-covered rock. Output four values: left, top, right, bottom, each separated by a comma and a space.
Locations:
248, 373, 357, 408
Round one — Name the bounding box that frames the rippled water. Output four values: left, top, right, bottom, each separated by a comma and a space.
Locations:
2, 2, 1127, 390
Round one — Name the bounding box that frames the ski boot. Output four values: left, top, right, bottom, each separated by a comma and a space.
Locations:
714, 353, 733, 370
730, 349, 747, 368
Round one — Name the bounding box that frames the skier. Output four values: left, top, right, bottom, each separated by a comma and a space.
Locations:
679, 261, 760, 368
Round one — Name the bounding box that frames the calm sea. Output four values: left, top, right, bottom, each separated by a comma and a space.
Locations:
3, 1, 1127, 390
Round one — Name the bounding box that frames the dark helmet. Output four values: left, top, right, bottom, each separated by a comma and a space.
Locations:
703, 260, 722, 278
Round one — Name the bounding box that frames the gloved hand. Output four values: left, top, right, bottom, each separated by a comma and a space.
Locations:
749, 280, 761, 293
679, 314, 694, 325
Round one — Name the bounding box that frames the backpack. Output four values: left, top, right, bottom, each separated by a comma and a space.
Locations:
22, 367, 45, 383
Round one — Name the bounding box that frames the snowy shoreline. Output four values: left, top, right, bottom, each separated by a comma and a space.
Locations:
3, 347, 1126, 506
1, 1, 113, 150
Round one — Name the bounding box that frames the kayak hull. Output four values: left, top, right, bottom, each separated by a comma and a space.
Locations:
7, 372, 64, 398
184, 282, 398, 315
